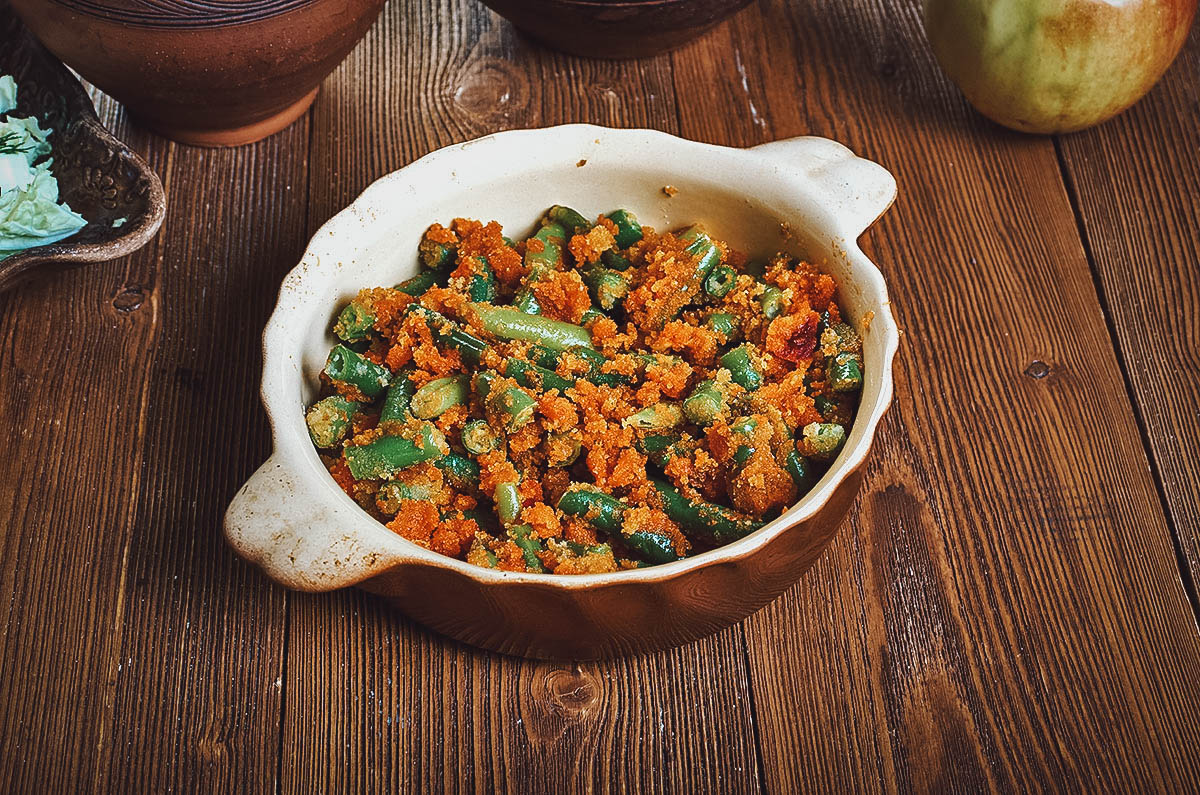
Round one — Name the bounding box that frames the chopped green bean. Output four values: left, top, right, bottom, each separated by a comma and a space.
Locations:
503, 358, 574, 393
409, 305, 488, 366
411, 374, 470, 419
435, 453, 481, 489
524, 221, 566, 276
344, 423, 446, 480
556, 487, 679, 564
509, 524, 547, 572
719, 345, 762, 391
829, 352, 863, 392
418, 238, 455, 270
802, 422, 846, 461
785, 450, 818, 493
495, 480, 522, 525
379, 373, 416, 424
703, 265, 737, 298
461, 419, 499, 455
334, 299, 374, 342
376, 478, 440, 514
324, 344, 392, 399
486, 385, 536, 432
306, 396, 359, 449
584, 267, 629, 311
548, 205, 591, 235
705, 312, 740, 343
759, 285, 785, 319
545, 431, 582, 467
471, 304, 594, 351
464, 255, 498, 303
622, 403, 684, 430
605, 209, 643, 248
601, 250, 632, 271
682, 379, 727, 426
652, 479, 763, 545
396, 264, 452, 297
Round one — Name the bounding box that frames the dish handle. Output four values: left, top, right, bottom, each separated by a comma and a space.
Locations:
752, 137, 897, 239
224, 452, 412, 592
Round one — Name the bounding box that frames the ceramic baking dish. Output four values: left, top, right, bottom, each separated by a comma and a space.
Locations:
224, 124, 898, 659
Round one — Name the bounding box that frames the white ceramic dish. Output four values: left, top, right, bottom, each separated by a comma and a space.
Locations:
224, 124, 898, 659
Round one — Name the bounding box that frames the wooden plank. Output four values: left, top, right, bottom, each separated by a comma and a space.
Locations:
1056, 28, 1200, 598
84, 111, 310, 790
673, 1, 1200, 791
279, 3, 763, 792
0, 94, 168, 792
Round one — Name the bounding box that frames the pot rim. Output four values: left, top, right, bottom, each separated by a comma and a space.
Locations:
243, 123, 898, 592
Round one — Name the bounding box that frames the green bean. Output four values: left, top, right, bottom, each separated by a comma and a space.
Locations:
472, 370, 498, 399
396, 264, 452, 297
605, 209, 643, 248
785, 450, 818, 493
471, 304, 594, 351
705, 312, 740, 343
644, 226, 722, 330
802, 422, 846, 461
547, 205, 591, 235
411, 374, 469, 419
729, 416, 758, 466
584, 267, 629, 311
469, 540, 501, 569
461, 419, 499, 455
334, 299, 374, 342
486, 384, 536, 432
532, 345, 631, 387
344, 423, 446, 480
580, 306, 606, 325
563, 540, 614, 558
435, 453, 481, 489
379, 373, 416, 424
682, 379, 727, 426
409, 305, 488, 366
828, 321, 862, 355
622, 402, 684, 430
524, 221, 566, 276
703, 265, 737, 298
719, 345, 762, 391
324, 344, 392, 399
376, 478, 440, 515
759, 285, 785, 319
601, 250, 632, 271
495, 480, 522, 526
743, 259, 767, 278
305, 395, 359, 449
464, 255, 498, 303
545, 431, 582, 467
829, 352, 863, 393
418, 238, 455, 270
508, 524, 547, 572
652, 479, 763, 545
513, 288, 541, 315
637, 433, 697, 469
503, 358, 574, 393
814, 394, 839, 419
556, 487, 679, 564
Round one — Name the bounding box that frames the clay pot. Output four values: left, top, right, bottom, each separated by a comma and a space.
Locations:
9, 0, 385, 146
224, 125, 900, 660
477, 0, 756, 59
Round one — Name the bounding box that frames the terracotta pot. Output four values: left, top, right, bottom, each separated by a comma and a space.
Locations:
478, 0, 756, 59
224, 125, 900, 660
8, 0, 385, 146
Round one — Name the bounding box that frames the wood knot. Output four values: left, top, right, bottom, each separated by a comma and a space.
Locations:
452, 58, 529, 123
520, 664, 602, 743
1024, 360, 1050, 379
112, 285, 145, 312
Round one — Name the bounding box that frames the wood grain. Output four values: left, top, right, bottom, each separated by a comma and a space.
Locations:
1, 0, 1199, 791
674, 1, 1200, 791
1056, 27, 1200, 599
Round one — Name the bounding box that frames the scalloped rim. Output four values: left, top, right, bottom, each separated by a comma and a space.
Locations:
251, 124, 897, 591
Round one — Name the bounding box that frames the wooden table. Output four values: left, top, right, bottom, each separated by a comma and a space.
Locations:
3, 1, 1198, 791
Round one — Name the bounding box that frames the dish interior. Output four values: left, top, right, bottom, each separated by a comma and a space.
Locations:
270, 132, 888, 567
